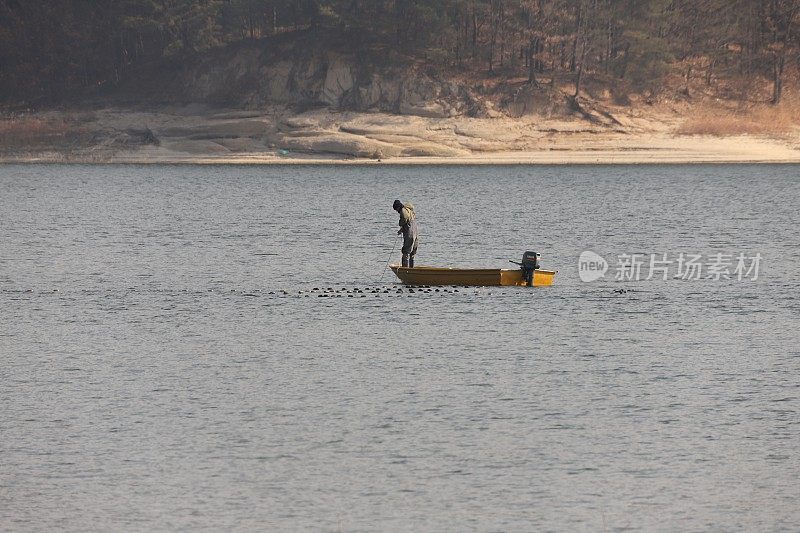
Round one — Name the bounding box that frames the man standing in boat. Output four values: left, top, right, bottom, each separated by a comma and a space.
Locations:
393, 200, 418, 268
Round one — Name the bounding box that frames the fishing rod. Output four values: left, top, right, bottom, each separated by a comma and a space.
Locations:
378, 234, 400, 284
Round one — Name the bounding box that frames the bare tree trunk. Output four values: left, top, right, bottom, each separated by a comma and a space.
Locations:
772, 52, 785, 104
488, 0, 503, 74
683, 65, 692, 97
454, 13, 461, 66
573, 1, 592, 99
574, 48, 586, 98
465, 10, 470, 50
528, 41, 536, 84
570, 0, 583, 72
706, 57, 714, 85
772, 2, 798, 104
472, 11, 477, 61
536, 38, 544, 72
605, 16, 612, 74
464, 8, 470, 64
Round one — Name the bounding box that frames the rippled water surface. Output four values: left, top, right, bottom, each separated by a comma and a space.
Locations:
1, 164, 799, 531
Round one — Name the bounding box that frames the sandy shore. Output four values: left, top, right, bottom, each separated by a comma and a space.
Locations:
3, 106, 800, 164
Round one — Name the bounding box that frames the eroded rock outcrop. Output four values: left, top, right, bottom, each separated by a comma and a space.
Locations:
171, 45, 476, 119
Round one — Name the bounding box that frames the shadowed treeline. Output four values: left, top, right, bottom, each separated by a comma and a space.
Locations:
0, 0, 798, 105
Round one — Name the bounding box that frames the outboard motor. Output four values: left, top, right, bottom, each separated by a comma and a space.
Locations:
520, 251, 540, 286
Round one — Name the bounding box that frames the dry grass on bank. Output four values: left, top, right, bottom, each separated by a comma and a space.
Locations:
677, 97, 800, 136
0, 115, 76, 147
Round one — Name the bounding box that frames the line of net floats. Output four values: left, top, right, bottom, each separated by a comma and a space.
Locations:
270, 286, 474, 297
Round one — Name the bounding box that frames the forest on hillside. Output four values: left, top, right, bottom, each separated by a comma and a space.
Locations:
1, 0, 799, 106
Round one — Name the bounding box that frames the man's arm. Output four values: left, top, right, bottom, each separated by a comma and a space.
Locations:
397, 210, 409, 235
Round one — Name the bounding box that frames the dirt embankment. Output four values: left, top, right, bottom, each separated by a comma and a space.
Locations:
3, 104, 800, 164
2, 45, 800, 164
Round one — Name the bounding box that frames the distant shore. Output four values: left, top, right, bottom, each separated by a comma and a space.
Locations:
3, 106, 799, 165
8, 151, 800, 165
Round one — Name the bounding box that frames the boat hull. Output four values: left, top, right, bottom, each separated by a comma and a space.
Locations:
390, 265, 556, 287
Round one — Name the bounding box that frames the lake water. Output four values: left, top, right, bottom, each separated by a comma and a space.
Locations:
1, 163, 798, 531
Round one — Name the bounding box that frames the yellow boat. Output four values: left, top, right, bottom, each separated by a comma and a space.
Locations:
390, 251, 556, 287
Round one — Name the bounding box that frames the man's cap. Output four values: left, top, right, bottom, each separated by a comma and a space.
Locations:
393, 200, 403, 210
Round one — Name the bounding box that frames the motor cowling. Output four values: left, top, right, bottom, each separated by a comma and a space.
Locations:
521, 251, 540, 286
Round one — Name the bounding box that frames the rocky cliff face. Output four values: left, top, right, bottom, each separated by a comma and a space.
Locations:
115, 38, 579, 121
166, 44, 492, 118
